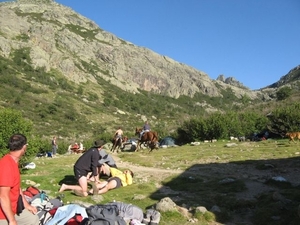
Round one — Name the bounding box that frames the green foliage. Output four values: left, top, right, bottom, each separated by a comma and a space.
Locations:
159, 210, 187, 224
241, 94, 251, 104
177, 111, 269, 143
15, 33, 30, 42
276, 86, 292, 100
1, 45, 299, 146
64, 24, 100, 41
194, 210, 216, 223
205, 112, 228, 139
21, 137, 52, 166
267, 102, 300, 133
80, 60, 100, 75
14, 10, 61, 27
87, 92, 99, 101
77, 86, 84, 95
0, 109, 33, 160
96, 132, 114, 144
11, 47, 32, 69
19, 140, 300, 224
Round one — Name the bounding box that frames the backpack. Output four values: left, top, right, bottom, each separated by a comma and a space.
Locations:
31, 195, 63, 225
23, 186, 41, 200
85, 204, 126, 225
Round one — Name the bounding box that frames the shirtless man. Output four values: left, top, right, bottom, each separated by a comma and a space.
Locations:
114, 127, 123, 141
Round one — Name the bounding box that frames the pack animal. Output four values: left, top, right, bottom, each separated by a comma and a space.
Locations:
286, 132, 300, 143
135, 128, 159, 152
111, 136, 127, 153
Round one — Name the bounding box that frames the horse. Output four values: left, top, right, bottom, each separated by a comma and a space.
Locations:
135, 127, 159, 152
111, 136, 128, 153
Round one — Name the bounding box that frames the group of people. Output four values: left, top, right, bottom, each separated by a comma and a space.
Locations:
59, 139, 133, 197
113, 121, 151, 142
67, 142, 84, 154
52, 137, 86, 155
0, 121, 151, 225
0, 134, 134, 225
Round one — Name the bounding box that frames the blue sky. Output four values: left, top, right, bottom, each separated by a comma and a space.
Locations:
5, 0, 300, 90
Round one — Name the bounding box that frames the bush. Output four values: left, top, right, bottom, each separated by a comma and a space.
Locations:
0, 109, 33, 165
276, 86, 292, 100
0, 109, 33, 152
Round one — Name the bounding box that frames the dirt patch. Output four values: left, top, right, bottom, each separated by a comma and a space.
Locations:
113, 154, 300, 224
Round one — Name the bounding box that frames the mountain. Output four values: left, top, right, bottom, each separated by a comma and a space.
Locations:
0, 0, 298, 141
266, 65, 300, 89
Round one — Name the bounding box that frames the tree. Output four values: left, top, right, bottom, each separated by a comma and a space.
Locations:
0, 109, 33, 157
205, 113, 228, 140
267, 102, 300, 134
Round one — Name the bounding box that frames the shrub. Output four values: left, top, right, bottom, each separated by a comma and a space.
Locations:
0, 109, 33, 166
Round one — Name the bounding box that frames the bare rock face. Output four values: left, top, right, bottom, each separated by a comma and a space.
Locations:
0, 0, 271, 100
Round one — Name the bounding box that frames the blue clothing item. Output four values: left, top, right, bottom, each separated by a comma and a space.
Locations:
45, 204, 88, 225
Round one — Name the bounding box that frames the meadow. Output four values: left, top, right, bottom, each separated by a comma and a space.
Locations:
21, 139, 300, 225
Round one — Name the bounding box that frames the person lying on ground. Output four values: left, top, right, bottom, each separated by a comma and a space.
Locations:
58, 140, 105, 197
89, 167, 134, 195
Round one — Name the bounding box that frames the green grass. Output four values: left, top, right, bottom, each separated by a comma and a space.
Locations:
20, 139, 300, 225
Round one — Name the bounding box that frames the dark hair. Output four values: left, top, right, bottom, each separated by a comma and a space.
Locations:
8, 134, 27, 151
128, 169, 134, 178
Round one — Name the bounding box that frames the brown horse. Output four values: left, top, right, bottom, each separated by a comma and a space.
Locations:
135, 127, 159, 152
111, 136, 128, 153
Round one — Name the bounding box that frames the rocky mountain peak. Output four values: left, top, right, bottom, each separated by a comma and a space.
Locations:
216, 75, 248, 89
0, 0, 278, 102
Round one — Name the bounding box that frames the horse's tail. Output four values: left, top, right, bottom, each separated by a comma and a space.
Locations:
149, 132, 159, 152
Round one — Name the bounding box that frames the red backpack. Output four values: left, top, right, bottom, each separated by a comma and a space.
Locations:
23, 186, 40, 198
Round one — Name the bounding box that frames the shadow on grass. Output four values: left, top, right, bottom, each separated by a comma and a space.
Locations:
149, 156, 300, 225
58, 175, 77, 185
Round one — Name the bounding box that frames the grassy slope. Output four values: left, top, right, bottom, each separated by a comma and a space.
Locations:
21, 139, 300, 225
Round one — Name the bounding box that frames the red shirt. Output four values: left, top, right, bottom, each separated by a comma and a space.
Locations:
0, 154, 20, 218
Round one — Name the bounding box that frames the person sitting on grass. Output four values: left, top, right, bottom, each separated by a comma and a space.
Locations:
90, 166, 134, 195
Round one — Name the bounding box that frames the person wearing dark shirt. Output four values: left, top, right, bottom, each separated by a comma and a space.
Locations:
87, 148, 118, 180
58, 140, 106, 197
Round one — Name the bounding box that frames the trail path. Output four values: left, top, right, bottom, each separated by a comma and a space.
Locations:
112, 152, 300, 225
113, 154, 184, 181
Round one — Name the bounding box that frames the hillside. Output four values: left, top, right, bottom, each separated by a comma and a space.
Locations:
0, 0, 299, 141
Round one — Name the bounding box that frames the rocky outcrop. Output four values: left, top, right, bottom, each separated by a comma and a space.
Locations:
0, 0, 273, 101
266, 65, 300, 89
216, 75, 247, 89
